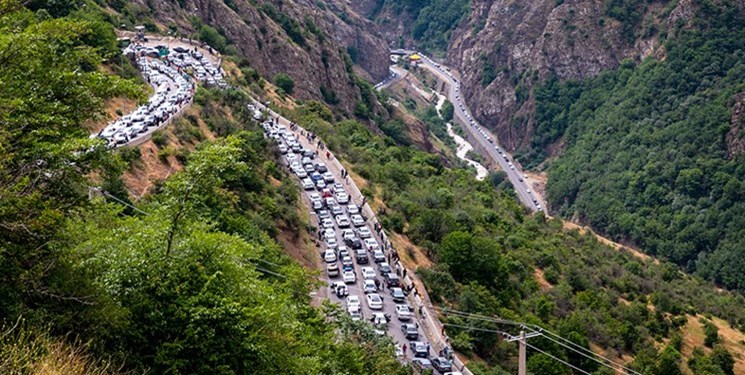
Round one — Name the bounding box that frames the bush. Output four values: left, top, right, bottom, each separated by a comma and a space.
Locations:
702, 320, 719, 347
117, 146, 141, 169
151, 130, 167, 148
273, 73, 294, 95
197, 24, 227, 52
158, 145, 177, 163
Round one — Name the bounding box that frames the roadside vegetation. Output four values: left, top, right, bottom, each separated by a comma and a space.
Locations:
525, 0, 745, 292
0, 2, 407, 373
285, 98, 745, 374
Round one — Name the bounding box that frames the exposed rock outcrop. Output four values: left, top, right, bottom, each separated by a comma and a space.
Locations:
133, 0, 390, 115
447, 0, 686, 151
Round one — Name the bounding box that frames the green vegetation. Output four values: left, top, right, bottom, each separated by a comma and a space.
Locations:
529, 0, 745, 291
285, 98, 745, 373
0, 2, 406, 372
376, 0, 470, 53
259, 3, 306, 46
273, 72, 295, 95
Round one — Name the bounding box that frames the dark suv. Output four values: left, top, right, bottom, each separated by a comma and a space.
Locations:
401, 323, 419, 340
354, 249, 369, 264
344, 237, 362, 249
384, 272, 400, 287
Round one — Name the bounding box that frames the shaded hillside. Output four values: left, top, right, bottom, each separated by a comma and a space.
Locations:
538, 1, 745, 292
99, 0, 390, 116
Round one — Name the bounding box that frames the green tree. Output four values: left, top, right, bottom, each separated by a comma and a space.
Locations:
273, 72, 295, 95
527, 353, 570, 375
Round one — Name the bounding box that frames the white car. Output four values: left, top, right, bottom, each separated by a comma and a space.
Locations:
335, 215, 350, 228
322, 172, 334, 183
335, 192, 349, 204
113, 132, 128, 144
371, 312, 389, 326
357, 226, 372, 238
324, 249, 337, 263
395, 305, 412, 321
343, 270, 356, 284
350, 214, 365, 227
366, 293, 383, 310
363, 238, 379, 252
325, 237, 338, 249
323, 228, 336, 240
321, 218, 334, 229
361, 267, 376, 279
341, 229, 356, 240
348, 306, 362, 321
346, 295, 361, 309
301, 178, 314, 190
347, 204, 359, 215
363, 279, 377, 294
332, 183, 345, 194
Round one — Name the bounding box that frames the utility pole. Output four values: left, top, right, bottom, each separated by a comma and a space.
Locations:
505, 329, 542, 375
518, 330, 526, 375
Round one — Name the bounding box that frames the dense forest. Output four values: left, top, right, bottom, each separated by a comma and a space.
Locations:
527, 0, 745, 291
368, 0, 469, 54
280, 99, 745, 374
0, 2, 406, 372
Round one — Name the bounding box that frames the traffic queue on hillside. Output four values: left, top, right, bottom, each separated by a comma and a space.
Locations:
414, 53, 543, 211
259, 116, 459, 374
93, 43, 226, 148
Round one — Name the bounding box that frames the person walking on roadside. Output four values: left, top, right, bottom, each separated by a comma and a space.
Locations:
402, 343, 407, 354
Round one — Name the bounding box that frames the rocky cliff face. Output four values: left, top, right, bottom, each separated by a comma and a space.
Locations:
447, 0, 688, 151
133, 0, 390, 115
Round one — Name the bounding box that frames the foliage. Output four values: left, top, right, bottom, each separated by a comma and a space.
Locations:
533, 1, 745, 291
702, 319, 719, 348
441, 99, 454, 121
285, 95, 745, 373
0, 320, 118, 374
273, 72, 295, 95
383, 0, 470, 53
0, 5, 405, 372
380, 119, 411, 145
259, 3, 306, 46
0, 0, 144, 326
197, 24, 228, 53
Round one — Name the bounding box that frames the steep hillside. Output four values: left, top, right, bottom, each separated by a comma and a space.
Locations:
105, 0, 390, 116
447, 0, 686, 151
538, 1, 745, 292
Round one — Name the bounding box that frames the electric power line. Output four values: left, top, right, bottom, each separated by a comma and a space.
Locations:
97, 188, 150, 215
534, 327, 641, 375
442, 320, 638, 375
525, 341, 592, 375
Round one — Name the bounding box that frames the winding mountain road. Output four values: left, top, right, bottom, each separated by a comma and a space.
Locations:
381, 51, 545, 213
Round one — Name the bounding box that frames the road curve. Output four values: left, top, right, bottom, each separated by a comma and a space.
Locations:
391, 50, 543, 213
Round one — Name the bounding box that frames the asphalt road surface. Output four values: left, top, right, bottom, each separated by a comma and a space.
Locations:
390, 51, 543, 213
256, 103, 439, 364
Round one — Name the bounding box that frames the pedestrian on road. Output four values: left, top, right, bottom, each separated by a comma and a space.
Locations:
362, 196, 367, 206
403, 268, 407, 279
326, 151, 330, 159
402, 343, 407, 354
426, 342, 431, 354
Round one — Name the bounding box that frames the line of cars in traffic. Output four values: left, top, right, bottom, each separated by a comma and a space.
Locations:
414, 53, 543, 212
261, 119, 458, 373
94, 43, 225, 148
